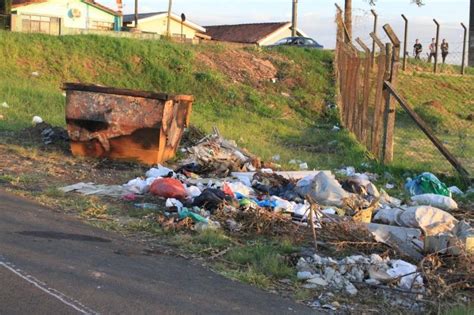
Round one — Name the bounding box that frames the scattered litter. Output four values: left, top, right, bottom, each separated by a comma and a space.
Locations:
297, 172, 351, 207
448, 186, 463, 195
1, 102, 9, 108
59, 182, 129, 197
150, 178, 187, 199
411, 193, 458, 211
134, 203, 160, 210
32, 116, 43, 125
146, 165, 174, 178
374, 206, 458, 236
385, 183, 395, 189
166, 198, 184, 211
31, 71, 39, 77
405, 172, 451, 197
299, 162, 308, 170
297, 254, 424, 294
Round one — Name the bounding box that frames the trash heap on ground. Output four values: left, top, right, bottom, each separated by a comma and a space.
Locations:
61, 132, 473, 299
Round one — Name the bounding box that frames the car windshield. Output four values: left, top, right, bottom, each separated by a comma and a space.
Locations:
305, 39, 317, 45
274, 38, 291, 45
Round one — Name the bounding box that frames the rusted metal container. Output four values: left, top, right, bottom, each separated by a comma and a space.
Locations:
64, 83, 193, 165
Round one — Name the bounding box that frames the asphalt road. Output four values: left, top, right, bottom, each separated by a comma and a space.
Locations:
0, 190, 314, 314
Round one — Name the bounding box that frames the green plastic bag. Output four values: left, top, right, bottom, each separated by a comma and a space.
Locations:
405, 172, 451, 197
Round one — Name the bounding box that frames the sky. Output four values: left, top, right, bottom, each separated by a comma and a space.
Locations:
101, 0, 470, 62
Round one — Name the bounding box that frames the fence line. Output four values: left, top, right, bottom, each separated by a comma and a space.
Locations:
334, 6, 471, 182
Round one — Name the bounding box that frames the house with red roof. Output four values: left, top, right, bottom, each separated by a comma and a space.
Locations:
204, 22, 308, 46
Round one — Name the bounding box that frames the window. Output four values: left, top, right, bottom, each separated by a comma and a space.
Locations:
274, 38, 291, 45
91, 21, 114, 30
305, 39, 317, 45
21, 15, 60, 35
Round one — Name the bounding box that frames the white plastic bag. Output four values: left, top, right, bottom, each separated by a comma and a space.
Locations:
297, 172, 350, 207
146, 165, 174, 178
411, 193, 458, 211
124, 178, 149, 194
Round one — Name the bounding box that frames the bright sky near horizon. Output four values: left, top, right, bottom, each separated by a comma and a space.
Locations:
102, 0, 470, 57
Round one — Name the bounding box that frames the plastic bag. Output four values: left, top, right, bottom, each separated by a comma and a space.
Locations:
297, 172, 350, 207
374, 206, 458, 236
146, 165, 174, 178
405, 172, 450, 197
411, 193, 458, 211
150, 178, 187, 199
124, 178, 149, 194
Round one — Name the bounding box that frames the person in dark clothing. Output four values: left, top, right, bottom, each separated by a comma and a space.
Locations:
441, 39, 449, 64
413, 39, 422, 60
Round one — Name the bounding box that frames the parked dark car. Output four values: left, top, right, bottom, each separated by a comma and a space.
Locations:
269, 37, 324, 49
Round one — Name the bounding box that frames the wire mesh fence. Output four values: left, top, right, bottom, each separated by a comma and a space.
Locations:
335, 6, 473, 179
351, 9, 470, 75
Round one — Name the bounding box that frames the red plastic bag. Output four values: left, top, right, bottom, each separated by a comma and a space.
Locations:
222, 182, 235, 198
150, 178, 187, 199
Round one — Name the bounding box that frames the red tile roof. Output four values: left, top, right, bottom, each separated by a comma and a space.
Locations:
204, 22, 290, 44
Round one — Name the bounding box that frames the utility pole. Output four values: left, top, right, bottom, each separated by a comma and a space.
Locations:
134, 0, 138, 28
167, 0, 173, 37
345, 0, 352, 39
469, 0, 474, 66
291, 0, 298, 37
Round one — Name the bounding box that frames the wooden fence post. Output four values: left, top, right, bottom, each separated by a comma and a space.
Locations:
382, 24, 401, 164
370, 32, 386, 157
356, 38, 371, 145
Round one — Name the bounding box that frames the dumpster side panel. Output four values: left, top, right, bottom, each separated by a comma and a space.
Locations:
65, 88, 193, 165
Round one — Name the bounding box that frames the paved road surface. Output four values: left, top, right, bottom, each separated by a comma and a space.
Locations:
0, 190, 313, 314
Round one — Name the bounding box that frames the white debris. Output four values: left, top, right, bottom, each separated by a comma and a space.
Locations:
1, 102, 9, 108
146, 165, 174, 178
31, 71, 39, 77
411, 193, 458, 211
296, 253, 424, 294
448, 186, 464, 195
185, 185, 202, 198
165, 198, 183, 211
124, 178, 149, 194
299, 162, 309, 170
297, 271, 314, 280
32, 116, 43, 125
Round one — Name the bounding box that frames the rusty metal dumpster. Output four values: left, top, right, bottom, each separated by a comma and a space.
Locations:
64, 83, 193, 165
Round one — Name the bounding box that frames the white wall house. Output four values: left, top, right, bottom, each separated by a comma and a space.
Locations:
11, 0, 120, 35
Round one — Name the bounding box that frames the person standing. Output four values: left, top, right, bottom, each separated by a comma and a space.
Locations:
428, 38, 437, 63
413, 39, 423, 60
441, 39, 449, 64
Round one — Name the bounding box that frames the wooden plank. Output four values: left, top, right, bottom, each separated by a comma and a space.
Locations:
355, 38, 371, 144
371, 51, 387, 158
384, 81, 470, 180
382, 24, 401, 163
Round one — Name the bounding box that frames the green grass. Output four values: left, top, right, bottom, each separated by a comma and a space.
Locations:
395, 70, 474, 176
0, 31, 369, 171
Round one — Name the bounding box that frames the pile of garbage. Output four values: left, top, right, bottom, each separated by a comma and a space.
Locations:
297, 253, 423, 295
61, 133, 473, 297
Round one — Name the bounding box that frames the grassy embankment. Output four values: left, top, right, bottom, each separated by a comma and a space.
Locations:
0, 31, 367, 170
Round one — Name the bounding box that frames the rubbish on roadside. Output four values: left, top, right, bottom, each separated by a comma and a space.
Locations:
134, 203, 160, 210
59, 182, 129, 197
272, 154, 281, 161
411, 193, 458, 211
146, 165, 174, 178
185, 185, 202, 198
124, 178, 149, 194
341, 175, 380, 200
424, 220, 474, 255
448, 186, 464, 195
374, 206, 458, 236
1, 102, 9, 108
367, 223, 424, 260
32, 116, 43, 125
337, 166, 356, 177
405, 172, 451, 197
31, 71, 39, 77
150, 178, 187, 199
385, 183, 395, 189
166, 198, 183, 211
299, 162, 309, 170
192, 188, 229, 211
331, 125, 341, 132
297, 172, 350, 207
179, 208, 208, 223
64, 83, 193, 165
122, 193, 137, 201
296, 253, 424, 294
195, 220, 221, 232
179, 132, 260, 177
227, 181, 254, 197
